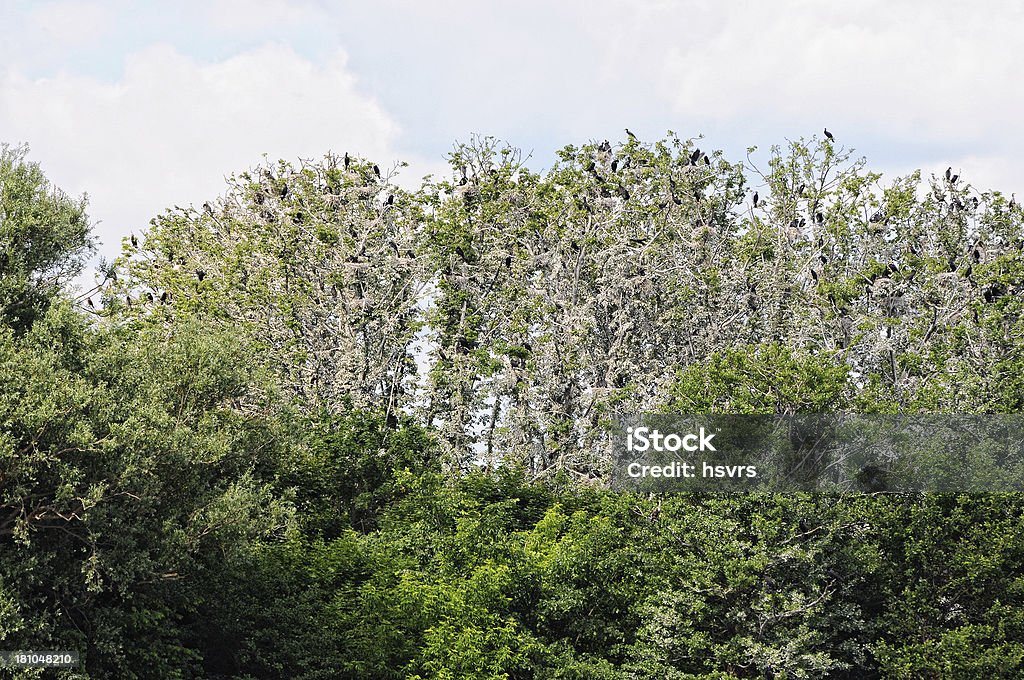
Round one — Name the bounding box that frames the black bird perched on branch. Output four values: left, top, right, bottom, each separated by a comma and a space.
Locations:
611, 158, 619, 172
797, 183, 805, 196
824, 128, 834, 142
203, 201, 213, 216
145, 292, 154, 304
752, 192, 759, 207
196, 269, 206, 282
372, 164, 381, 179
130, 233, 138, 248
385, 194, 394, 206
625, 128, 637, 141
160, 291, 170, 304
86, 297, 94, 310
690, 148, 702, 164
343, 152, 350, 170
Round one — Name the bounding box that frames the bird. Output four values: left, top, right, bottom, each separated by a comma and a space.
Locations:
752, 192, 759, 207
196, 269, 206, 282
86, 297, 94, 310
145, 292, 155, 304
130, 233, 138, 248
824, 128, 834, 142
203, 202, 214, 216
125, 295, 132, 308
950, 174, 959, 184
372, 164, 381, 179
815, 211, 824, 224
690, 148, 702, 164
797, 183, 805, 196
625, 128, 637, 141
703, 155, 710, 166
385, 194, 395, 206
160, 291, 169, 304
811, 269, 819, 284
611, 159, 619, 172
945, 167, 952, 181
343, 152, 350, 170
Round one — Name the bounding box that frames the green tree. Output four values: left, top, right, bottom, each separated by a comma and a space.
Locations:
0, 143, 93, 333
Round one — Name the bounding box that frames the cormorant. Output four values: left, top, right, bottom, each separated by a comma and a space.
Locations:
625, 128, 637, 140
373, 164, 381, 178
130, 233, 138, 247
752, 192, 759, 207
824, 128, 834, 142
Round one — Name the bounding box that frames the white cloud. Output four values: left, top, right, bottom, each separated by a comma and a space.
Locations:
0, 43, 406, 274
636, 0, 1023, 144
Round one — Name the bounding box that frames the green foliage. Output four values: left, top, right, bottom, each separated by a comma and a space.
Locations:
0, 143, 93, 333
5, 134, 1024, 678
0, 305, 296, 678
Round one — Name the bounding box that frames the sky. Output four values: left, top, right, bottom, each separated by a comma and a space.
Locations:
2, 0, 1023, 288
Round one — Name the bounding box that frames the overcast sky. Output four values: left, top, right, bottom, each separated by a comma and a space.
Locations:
3, 0, 1022, 286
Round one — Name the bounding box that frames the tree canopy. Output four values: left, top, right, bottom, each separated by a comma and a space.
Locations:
3, 136, 1024, 678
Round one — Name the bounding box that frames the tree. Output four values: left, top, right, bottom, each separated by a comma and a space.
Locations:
0, 143, 93, 333
111, 153, 428, 422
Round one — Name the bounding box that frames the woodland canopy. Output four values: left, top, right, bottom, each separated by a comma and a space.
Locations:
2, 134, 1023, 678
